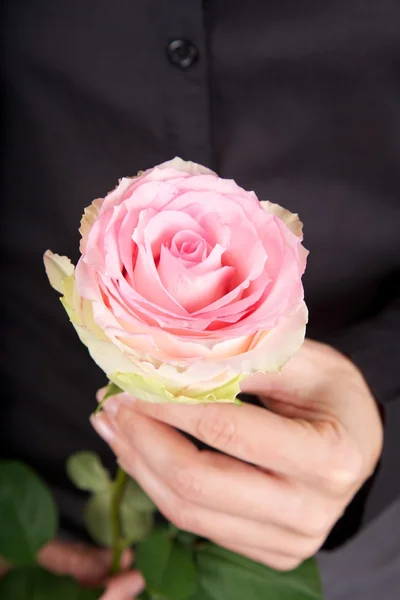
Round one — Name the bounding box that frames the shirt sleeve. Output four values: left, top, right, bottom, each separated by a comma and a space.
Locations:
322, 295, 400, 549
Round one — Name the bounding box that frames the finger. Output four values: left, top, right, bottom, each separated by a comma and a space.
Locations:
94, 409, 335, 536
113, 438, 321, 557
101, 571, 145, 600
106, 396, 339, 485
38, 541, 111, 583
38, 541, 132, 585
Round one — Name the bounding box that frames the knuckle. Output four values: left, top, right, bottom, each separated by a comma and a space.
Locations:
282, 558, 303, 572
265, 556, 302, 572
307, 507, 335, 538
169, 465, 203, 502
169, 501, 198, 533
197, 407, 238, 451
285, 493, 334, 538
322, 458, 362, 495
315, 436, 364, 495
298, 536, 324, 559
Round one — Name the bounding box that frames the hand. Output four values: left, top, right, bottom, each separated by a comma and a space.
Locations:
92, 339, 383, 571
1, 540, 144, 600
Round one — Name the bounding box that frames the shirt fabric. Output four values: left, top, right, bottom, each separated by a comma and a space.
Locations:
1, 0, 400, 548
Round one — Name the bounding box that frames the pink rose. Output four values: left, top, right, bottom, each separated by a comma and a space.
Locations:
44, 158, 308, 403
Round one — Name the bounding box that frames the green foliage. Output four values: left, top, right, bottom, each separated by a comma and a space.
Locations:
84, 488, 154, 547
84, 491, 114, 547
137, 530, 323, 600
67, 452, 111, 493
0, 461, 58, 565
0, 457, 324, 600
94, 382, 123, 414
124, 477, 156, 513
136, 529, 197, 600
195, 543, 323, 600
187, 586, 215, 600
120, 490, 155, 545
0, 566, 103, 600
67, 453, 156, 548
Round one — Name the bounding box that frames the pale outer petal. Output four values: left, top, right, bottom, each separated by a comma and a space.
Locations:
43, 251, 74, 294
79, 198, 104, 253
73, 323, 138, 374
260, 200, 303, 238
113, 303, 307, 399
157, 157, 215, 176
72, 320, 241, 404
221, 301, 308, 375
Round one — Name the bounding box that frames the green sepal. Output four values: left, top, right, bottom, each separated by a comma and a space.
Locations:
94, 381, 124, 415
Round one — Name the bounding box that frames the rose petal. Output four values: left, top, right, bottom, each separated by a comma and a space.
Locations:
157, 245, 235, 312
224, 301, 308, 375
132, 246, 186, 313
170, 230, 209, 263
261, 200, 303, 238
79, 198, 103, 253
138, 210, 205, 260
43, 251, 74, 294
156, 157, 215, 176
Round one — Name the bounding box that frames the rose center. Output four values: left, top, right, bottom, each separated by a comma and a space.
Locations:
170, 230, 210, 264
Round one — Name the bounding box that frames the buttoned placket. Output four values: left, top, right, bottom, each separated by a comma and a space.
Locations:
157, 0, 214, 169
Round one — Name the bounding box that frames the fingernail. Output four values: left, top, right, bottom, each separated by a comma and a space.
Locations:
90, 413, 117, 443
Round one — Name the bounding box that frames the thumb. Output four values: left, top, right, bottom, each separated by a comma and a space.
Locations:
38, 540, 132, 585
101, 571, 145, 600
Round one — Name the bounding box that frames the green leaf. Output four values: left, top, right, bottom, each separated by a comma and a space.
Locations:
156, 540, 197, 600
84, 480, 155, 548
76, 587, 105, 600
196, 544, 323, 600
136, 529, 172, 591
0, 461, 58, 565
0, 566, 103, 600
123, 477, 156, 513
176, 531, 198, 547
94, 382, 124, 414
67, 452, 111, 493
187, 586, 215, 600
84, 491, 113, 547
137, 528, 197, 600
121, 501, 154, 545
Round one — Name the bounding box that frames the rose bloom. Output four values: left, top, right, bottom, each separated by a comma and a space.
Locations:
44, 158, 308, 404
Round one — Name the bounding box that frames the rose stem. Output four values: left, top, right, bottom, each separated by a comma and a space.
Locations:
110, 466, 128, 575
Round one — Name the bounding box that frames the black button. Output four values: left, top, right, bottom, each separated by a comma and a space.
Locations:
166, 39, 199, 69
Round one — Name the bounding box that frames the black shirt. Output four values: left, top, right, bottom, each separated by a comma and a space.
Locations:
2, 0, 400, 546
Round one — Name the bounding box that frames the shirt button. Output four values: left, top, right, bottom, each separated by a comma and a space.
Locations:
166, 39, 199, 69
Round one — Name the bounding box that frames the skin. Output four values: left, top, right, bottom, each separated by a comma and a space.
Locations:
0, 542, 144, 600
92, 339, 383, 573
